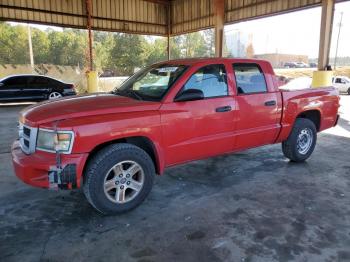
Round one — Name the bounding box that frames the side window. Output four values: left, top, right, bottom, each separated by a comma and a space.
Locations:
233, 63, 267, 94
4, 77, 26, 86
29, 76, 49, 85
182, 64, 228, 98
335, 78, 342, 84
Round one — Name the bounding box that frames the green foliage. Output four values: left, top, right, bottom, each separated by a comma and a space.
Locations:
47, 29, 87, 66
0, 22, 215, 75
0, 22, 29, 64
31, 28, 49, 64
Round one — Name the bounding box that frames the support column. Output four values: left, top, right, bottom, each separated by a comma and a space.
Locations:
214, 0, 225, 57
312, 0, 335, 88
86, 0, 93, 71
167, 4, 171, 60
317, 0, 335, 70
85, 0, 98, 93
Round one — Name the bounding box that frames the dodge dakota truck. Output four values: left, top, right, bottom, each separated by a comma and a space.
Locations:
12, 58, 339, 214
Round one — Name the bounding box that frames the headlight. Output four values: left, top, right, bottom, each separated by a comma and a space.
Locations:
36, 129, 74, 154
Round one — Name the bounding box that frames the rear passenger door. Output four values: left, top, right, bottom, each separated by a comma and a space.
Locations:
232, 63, 280, 150
26, 76, 50, 99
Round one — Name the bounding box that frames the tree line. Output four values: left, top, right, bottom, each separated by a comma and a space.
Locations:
0, 22, 215, 75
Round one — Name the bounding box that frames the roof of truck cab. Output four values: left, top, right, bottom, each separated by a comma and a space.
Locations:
157, 57, 272, 66
155, 58, 275, 75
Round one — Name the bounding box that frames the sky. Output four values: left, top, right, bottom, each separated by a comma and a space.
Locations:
9, 1, 350, 59
225, 1, 350, 58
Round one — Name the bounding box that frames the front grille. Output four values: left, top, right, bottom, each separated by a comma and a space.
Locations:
19, 124, 38, 154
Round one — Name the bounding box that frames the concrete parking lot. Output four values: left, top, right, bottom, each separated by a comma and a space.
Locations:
0, 97, 350, 262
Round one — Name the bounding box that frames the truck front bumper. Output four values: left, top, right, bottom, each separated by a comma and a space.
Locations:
12, 140, 88, 189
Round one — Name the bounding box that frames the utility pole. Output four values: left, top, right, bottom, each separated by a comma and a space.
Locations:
27, 25, 34, 69
86, 0, 93, 71
334, 11, 343, 69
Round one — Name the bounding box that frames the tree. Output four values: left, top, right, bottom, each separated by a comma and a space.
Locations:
31, 28, 49, 64
0, 22, 217, 73
0, 23, 29, 64
94, 32, 115, 71
109, 33, 145, 75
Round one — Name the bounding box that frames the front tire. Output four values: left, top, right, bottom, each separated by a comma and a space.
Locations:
282, 118, 317, 162
83, 143, 155, 215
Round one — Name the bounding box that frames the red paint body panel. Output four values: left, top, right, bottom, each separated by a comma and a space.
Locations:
12, 141, 88, 188
12, 58, 340, 189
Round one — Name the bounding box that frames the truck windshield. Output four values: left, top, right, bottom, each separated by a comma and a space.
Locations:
113, 64, 187, 101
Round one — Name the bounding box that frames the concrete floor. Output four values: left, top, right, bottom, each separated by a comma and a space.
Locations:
0, 97, 350, 262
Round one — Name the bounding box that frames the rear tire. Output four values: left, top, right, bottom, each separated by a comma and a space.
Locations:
48, 91, 62, 100
282, 118, 317, 162
83, 143, 155, 215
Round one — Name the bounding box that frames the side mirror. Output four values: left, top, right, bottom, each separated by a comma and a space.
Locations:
174, 89, 204, 102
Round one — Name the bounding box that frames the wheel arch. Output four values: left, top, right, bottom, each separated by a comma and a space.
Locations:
296, 109, 321, 131
83, 136, 162, 177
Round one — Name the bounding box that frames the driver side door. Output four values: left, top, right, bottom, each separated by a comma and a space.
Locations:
160, 63, 237, 166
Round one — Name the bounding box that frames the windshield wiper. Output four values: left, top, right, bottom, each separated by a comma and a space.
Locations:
114, 89, 143, 101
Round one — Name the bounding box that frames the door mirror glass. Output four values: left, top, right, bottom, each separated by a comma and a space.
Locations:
174, 89, 204, 102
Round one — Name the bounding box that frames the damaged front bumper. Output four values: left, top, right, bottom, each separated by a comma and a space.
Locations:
12, 140, 88, 189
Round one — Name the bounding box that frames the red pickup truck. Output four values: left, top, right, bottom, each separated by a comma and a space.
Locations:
12, 58, 339, 214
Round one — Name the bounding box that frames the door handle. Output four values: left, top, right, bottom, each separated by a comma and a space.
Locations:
264, 100, 276, 106
216, 106, 232, 112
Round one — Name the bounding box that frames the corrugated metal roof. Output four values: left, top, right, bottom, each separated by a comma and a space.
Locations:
171, 0, 214, 35
0, 0, 168, 35
0, 0, 346, 36
225, 0, 322, 24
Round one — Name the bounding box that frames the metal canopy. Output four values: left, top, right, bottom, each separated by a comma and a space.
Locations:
0, 0, 345, 36
0, 0, 348, 70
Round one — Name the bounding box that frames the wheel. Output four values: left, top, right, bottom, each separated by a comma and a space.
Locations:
282, 118, 317, 162
83, 143, 155, 215
48, 91, 62, 100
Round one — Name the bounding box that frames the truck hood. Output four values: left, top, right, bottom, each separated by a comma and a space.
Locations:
21, 93, 161, 126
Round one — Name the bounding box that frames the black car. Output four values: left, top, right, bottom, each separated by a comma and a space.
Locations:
0, 75, 76, 102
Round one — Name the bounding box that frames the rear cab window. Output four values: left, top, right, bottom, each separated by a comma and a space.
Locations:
182, 64, 228, 98
232, 63, 268, 95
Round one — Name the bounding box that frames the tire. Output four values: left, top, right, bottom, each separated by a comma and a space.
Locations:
83, 143, 155, 215
282, 118, 317, 162
347, 88, 350, 95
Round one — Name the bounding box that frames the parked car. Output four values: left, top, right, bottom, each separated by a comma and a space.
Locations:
284, 62, 297, 68
12, 58, 339, 215
309, 62, 317, 68
295, 62, 309, 68
332, 76, 350, 95
0, 75, 76, 102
